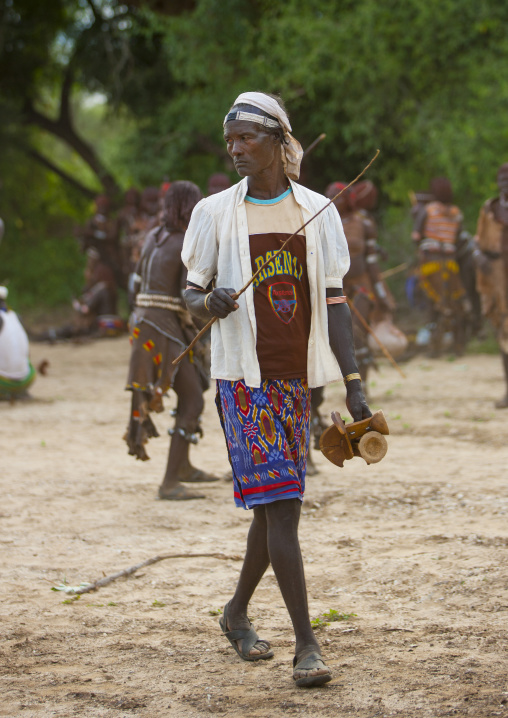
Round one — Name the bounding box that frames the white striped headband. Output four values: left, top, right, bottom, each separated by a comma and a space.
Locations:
223, 109, 281, 129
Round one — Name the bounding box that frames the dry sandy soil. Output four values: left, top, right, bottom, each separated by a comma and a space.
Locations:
1, 337, 507, 718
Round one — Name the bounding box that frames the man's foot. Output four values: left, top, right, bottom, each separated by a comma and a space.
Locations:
495, 395, 508, 409
293, 647, 332, 688
177, 465, 219, 483
219, 601, 273, 661
157, 483, 205, 500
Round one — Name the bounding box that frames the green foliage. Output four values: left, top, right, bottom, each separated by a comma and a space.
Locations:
0, 181, 86, 310
322, 609, 357, 622
311, 616, 328, 629
466, 328, 500, 355
118, 0, 508, 214
2, 0, 508, 310
312, 608, 357, 628
62, 595, 81, 604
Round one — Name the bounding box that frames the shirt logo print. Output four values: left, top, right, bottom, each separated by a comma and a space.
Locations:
269, 282, 297, 324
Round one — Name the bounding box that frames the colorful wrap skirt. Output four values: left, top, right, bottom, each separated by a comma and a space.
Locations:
216, 378, 311, 509
0, 362, 36, 397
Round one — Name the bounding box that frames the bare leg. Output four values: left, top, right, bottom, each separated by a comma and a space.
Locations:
264, 500, 320, 659
495, 351, 508, 409
225, 499, 328, 680
224, 507, 271, 656
159, 432, 194, 496
158, 358, 205, 500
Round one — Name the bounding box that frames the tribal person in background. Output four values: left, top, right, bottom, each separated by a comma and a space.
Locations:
412, 177, 469, 357
34, 247, 123, 342
325, 181, 395, 393
125, 181, 218, 500
0, 286, 36, 399
473, 162, 508, 408
126, 186, 161, 309
207, 172, 232, 196
78, 194, 122, 286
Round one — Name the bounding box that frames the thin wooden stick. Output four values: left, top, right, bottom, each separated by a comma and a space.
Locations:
302, 132, 326, 157
380, 262, 408, 280
65, 552, 241, 595
173, 149, 381, 366
348, 300, 406, 379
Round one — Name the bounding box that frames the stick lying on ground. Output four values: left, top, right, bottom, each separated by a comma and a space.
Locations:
52, 552, 241, 595
173, 149, 381, 366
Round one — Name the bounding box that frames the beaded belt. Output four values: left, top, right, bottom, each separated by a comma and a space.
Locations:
136, 293, 184, 311
420, 239, 456, 255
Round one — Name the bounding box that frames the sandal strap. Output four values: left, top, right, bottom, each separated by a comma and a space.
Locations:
293, 651, 327, 671
223, 626, 259, 656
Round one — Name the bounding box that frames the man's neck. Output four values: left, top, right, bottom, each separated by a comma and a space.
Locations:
246, 164, 288, 201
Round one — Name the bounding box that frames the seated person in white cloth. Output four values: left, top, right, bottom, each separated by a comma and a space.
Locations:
183, 91, 371, 688
0, 286, 36, 399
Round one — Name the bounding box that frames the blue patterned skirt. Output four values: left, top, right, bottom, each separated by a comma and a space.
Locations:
216, 378, 311, 509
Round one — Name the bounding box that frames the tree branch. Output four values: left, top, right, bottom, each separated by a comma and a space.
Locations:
22, 146, 98, 200
86, 0, 102, 23
23, 101, 121, 198
52, 552, 242, 595
59, 65, 74, 127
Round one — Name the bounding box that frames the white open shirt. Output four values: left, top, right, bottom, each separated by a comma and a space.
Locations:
0, 311, 31, 380
182, 177, 350, 388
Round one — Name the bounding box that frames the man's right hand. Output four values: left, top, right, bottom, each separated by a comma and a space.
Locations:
346, 382, 372, 422
207, 288, 239, 318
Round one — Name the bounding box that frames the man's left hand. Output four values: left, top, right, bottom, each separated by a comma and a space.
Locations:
346, 384, 372, 422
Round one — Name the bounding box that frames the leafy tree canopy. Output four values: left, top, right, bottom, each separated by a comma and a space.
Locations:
1, 0, 508, 307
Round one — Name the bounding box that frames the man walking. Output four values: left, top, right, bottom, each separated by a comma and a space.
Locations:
183, 92, 371, 687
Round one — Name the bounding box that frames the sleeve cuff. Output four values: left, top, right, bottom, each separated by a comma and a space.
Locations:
186, 270, 211, 289
325, 278, 343, 289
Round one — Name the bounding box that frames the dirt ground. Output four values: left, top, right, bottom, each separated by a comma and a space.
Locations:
1, 337, 508, 718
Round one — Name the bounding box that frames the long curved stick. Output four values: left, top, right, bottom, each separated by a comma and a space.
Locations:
302, 133, 326, 158
173, 149, 380, 366
348, 300, 406, 379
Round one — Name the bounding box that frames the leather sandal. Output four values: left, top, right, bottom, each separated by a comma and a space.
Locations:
219, 602, 273, 661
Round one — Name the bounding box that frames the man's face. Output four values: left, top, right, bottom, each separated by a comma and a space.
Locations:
224, 120, 280, 177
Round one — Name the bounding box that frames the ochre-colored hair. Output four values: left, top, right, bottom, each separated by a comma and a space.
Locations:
124, 187, 140, 205
354, 180, 378, 211
207, 173, 231, 193
430, 177, 453, 204
325, 182, 355, 209
164, 181, 203, 232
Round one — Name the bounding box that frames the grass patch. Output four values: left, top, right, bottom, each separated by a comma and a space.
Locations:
466, 331, 499, 355
312, 609, 357, 629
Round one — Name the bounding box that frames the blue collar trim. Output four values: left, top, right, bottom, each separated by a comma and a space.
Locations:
245, 187, 292, 205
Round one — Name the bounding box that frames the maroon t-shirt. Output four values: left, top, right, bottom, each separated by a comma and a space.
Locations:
246, 190, 311, 379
